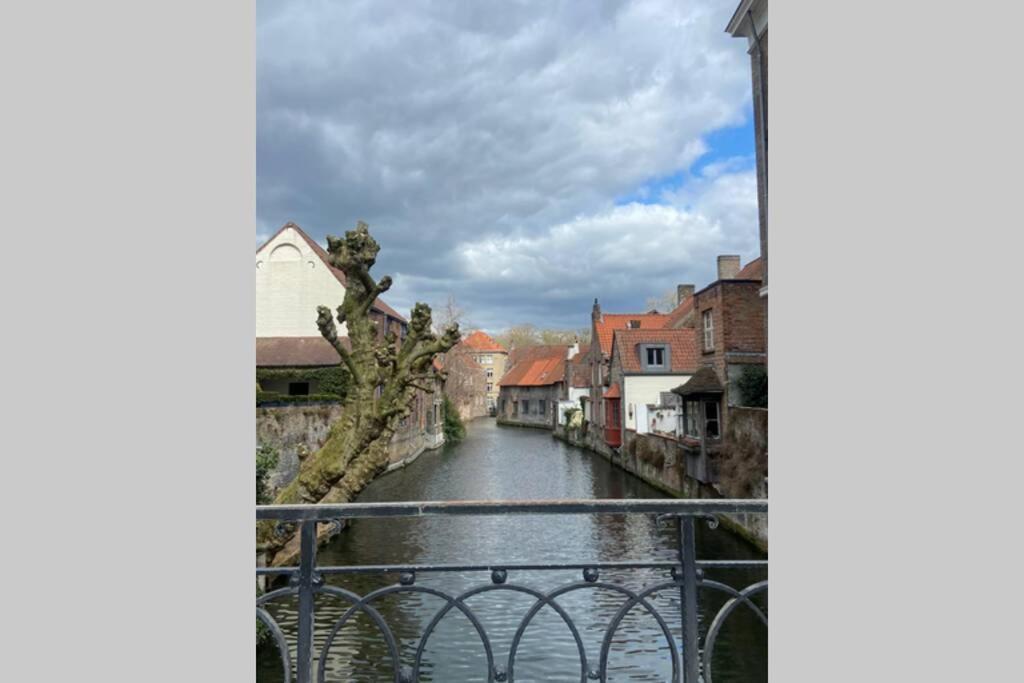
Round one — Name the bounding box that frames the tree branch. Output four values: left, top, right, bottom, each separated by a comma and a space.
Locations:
317, 305, 360, 384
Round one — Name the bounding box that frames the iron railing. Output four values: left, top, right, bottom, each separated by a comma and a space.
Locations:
256, 499, 767, 683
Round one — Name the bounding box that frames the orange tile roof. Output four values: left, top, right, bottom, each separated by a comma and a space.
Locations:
735, 257, 763, 281
594, 313, 670, 356
662, 296, 694, 329
604, 382, 621, 399
612, 328, 699, 374
257, 222, 407, 323
461, 330, 507, 353
568, 343, 592, 388
499, 345, 567, 387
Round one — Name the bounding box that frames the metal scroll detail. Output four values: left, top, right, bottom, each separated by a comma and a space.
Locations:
255, 499, 767, 682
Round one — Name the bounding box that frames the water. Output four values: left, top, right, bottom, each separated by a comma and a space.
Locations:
259, 420, 766, 682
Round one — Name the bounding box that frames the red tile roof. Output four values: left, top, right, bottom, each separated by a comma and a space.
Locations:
461, 330, 507, 353
499, 345, 567, 387
594, 313, 670, 356
662, 296, 694, 329
612, 328, 699, 374
735, 257, 763, 281
256, 336, 349, 367
568, 343, 592, 388
604, 383, 621, 399
257, 222, 408, 323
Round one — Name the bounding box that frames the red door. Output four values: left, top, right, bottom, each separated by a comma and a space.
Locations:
604, 398, 622, 447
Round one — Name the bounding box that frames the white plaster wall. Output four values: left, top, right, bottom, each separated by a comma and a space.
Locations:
622, 374, 691, 431
256, 226, 349, 337
567, 387, 588, 406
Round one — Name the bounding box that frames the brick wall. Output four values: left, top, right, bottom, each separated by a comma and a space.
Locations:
497, 385, 560, 429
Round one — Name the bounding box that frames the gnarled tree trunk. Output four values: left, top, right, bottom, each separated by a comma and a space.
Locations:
258, 221, 458, 566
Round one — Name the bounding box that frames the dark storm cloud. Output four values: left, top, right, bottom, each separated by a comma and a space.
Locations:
257, 0, 758, 331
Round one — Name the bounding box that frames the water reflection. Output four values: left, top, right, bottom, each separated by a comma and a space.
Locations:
259, 420, 766, 682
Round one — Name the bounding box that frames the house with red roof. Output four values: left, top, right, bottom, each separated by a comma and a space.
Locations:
584, 299, 670, 444
496, 344, 571, 429
603, 328, 699, 447
459, 330, 508, 412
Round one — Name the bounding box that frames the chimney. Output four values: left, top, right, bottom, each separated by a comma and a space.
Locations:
676, 284, 695, 307
567, 342, 579, 360
592, 298, 602, 323
717, 255, 741, 280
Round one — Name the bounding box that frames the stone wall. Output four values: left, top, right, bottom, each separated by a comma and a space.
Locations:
496, 385, 559, 429
555, 419, 767, 551
257, 402, 343, 491
257, 402, 445, 494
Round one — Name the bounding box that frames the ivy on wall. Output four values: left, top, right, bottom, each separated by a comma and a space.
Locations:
256, 366, 351, 405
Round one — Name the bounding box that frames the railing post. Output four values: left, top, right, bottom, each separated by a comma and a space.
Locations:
296, 520, 317, 683
678, 515, 700, 682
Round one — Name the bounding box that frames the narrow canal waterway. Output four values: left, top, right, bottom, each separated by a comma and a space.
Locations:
259, 419, 766, 682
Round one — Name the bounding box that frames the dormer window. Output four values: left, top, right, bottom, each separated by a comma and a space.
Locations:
639, 344, 669, 371
628, 320, 641, 329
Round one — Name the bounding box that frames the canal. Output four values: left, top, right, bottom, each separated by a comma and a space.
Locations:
259, 419, 766, 682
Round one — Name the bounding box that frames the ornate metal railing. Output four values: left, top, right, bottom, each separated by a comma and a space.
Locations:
257, 499, 767, 682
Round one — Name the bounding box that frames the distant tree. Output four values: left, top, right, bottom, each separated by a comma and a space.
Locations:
646, 288, 678, 313
435, 294, 466, 332
496, 323, 540, 349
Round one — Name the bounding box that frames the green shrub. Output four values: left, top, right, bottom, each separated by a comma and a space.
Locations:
735, 365, 768, 408
257, 392, 342, 406
256, 366, 351, 400
256, 444, 279, 504
442, 395, 466, 442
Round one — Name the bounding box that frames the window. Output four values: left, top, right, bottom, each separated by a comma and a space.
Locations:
288, 382, 310, 396
538, 399, 546, 415
704, 401, 720, 439
702, 310, 714, 351
645, 346, 666, 368
512, 400, 519, 416
480, 354, 493, 364
521, 400, 530, 415
684, 401, 700, 437
486, 383, 493, 392
628, 319, 641, 329
486, 368, 494, 378
501, 399, 506, 414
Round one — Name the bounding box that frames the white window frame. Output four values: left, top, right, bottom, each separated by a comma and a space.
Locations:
703, 310, 714, 351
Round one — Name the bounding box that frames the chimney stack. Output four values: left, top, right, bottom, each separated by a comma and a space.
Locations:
592, 298, 602, 323
676, 284, 695, 307
717, 255, 741, 280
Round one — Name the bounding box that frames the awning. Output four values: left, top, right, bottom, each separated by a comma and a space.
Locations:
672, 367, 723, 397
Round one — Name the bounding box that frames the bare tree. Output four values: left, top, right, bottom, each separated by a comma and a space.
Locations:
258, 222, 459, 566
645, 288, 678, 313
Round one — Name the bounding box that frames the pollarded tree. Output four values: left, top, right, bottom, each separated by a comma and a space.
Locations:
259, 222, 459, 565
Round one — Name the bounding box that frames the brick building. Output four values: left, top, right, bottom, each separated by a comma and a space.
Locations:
439, 343, 488, 421
459, 330, 508, 412
686, 255, 765, 452
604, 328, 698, 447
727, 0, 768, 336
497, 345, 569, 429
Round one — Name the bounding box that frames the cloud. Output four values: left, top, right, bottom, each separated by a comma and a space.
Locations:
257, 0, 757, 331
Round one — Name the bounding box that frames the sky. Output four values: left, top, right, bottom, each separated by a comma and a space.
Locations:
257, 0, 758, 333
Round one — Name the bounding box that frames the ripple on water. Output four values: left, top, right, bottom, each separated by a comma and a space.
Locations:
258, 420, 766, 682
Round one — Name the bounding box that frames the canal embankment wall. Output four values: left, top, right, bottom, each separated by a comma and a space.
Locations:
257, 403, 444, 493
554, 408, 767, 551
